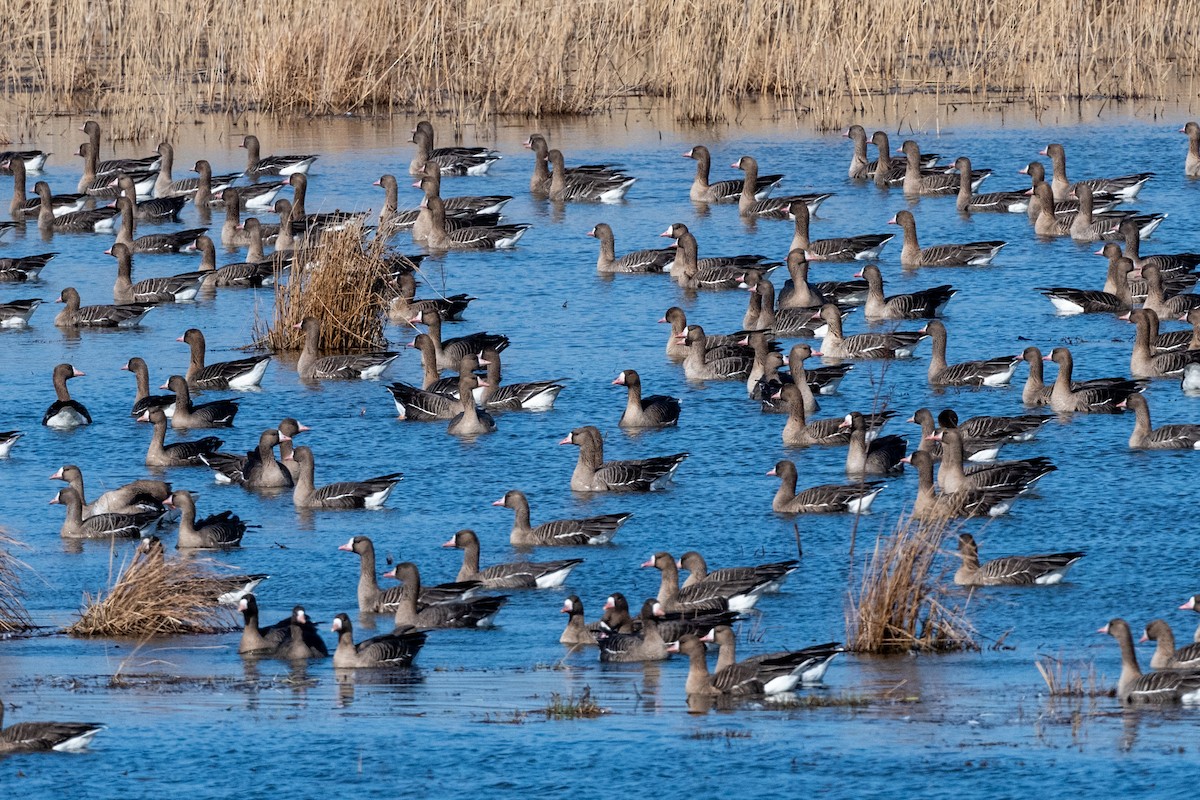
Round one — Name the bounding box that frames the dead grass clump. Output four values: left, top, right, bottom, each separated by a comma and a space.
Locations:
65, 546, 236, 638
256, 225, 391, 353
0, 530, 34, 633
1036, 654, 1106, 698
543, 686, 607, 720
846, 515, 977, 654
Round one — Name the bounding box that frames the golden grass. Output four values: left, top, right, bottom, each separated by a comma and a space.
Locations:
4, 0, 1200, 136
846, 515, 977, 654
0, 530, 33, 633
65, 545, 236, 638
255, 225, 392, 353
1036, 653, 1106, 698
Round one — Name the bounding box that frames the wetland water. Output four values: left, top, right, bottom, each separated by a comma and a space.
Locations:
0, 106, 1198, 796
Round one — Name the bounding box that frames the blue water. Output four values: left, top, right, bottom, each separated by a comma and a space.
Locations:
1, 108, 1198, 796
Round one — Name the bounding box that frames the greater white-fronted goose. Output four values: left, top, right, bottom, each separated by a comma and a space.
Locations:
287, 445, 401, 509
0, 431, 22, 458
560, 595, 600, 646
177, 328, 271, 390
388, 562, 508, 629
859, 264, 955, 320
776, 251, 833, 310
733, 156, 831, 218
75, 142, 157, 198
547, 148, 635, 202
181, 159, 243, 206
114, 173, 187, 221
201, 427, 293, 488
679, 325, 755, 381
411, 309, 509, 372
937, 408, 1050, 443
789, 201, 892, 261
444, 529, 583, 589
282, 607, 329, 660
843, 412, 906, 475
141, 407, 222, 467
889, 210, 1006, 267
0, 251, 56, 282
113, 197, 206, 254
410, 124, 497, 177
934, 428, 1056, 494
595, 599, 669, 662
42, 363, 91, 429
846, 125, 871, 179
1185, 122, 1200, 177
1126, 309, 1200, 378
955, 156, 1028, 213
386, 360, 471, 422
524, 134, 624, 193
476, 348, 563, 412
817, 303, 927, 359
51, 487, 161, 539
422, 194, 529, 250
109, 243, 205, 304
79, 120, 160, 176
8, 158, 84, 220
1115, 220, 1200, 276
205, 226, 288, 288
561, 425, 687, 492
954, 533, 1083, 586
661, 222, 774, 272
168, 490, 252, 549
909, 451, 1022, 520
1181, 596, 1200, 643
381, 171, 509, 231
50, 465, 169, 517
644, 551, 764, 613
707, 625, 841, 687
55, 287, 152, 328
678, 552, 797, 594
1038, 253, 1132, 315
909, 408, 1006, 462
410, 172, 503, 243
755, 343, 844, 413
338, 535, 480, 611
493, 489, 631, 547
614, 369, 680, 428
123, 356, 175, 418
35, 181, 119, 233
778, 384, 854, 447
901, 141, 971, 196
1045, 347, 1147, 414
237, 594, 293, 657
924, 320, 1019, 387
295, 317, 398, 381
667, 230, 767, 292
240, 134, 316, 177
386, 270, 473, 324
0, 148, 49, 172
0, 697, 103, 754
1099, 618, 1200, 705
1141, 264, 1200, 320
331, 613, 426, 669
1042, 143, 1153, 201
587, 223, 674, 273
1118, 393, 1200, 449
1070, 185, 1164, 242
685, 144, 780, 202
1143, 619, 1200, 670
163, 375, 238, 429
747, 278, 833, 338
447, 373, 497, 436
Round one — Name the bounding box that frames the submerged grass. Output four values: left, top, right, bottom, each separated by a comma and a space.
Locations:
3, 0, 1200, 137
1035, 653, 1108, 698
0, 530, 34, 633
544, 686, 607, 719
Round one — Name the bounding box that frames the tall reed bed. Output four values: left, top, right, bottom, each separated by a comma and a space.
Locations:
3, 0, 1198, 137
0, 530, 33, 632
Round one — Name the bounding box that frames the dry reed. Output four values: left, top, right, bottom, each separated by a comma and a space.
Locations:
846, 515, 977, 654
255, 225, 392, 353
3, 0, 1200, 137
65, 546, 236, 638
1035, 653, 1105, 697
0, 530, 34, 633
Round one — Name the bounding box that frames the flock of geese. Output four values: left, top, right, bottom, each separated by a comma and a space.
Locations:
3, 118, 1200, 752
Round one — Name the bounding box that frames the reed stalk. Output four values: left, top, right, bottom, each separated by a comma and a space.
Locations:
0, 530, 33, 633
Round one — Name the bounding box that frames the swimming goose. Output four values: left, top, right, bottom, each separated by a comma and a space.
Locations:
141, 407, 222, 467
524, 134, 624, 193
79, 121, 160, 176
113, 198, 206, 254
1071, 185, 1165, 242
123, 357, 174, 419
1099, 618, 1200, 705
338, 535, 481, 611
1118, 393, 1200, 449
240, 134, 316, 177
0, 431, 21, 457
410, 125, 497, 177
389, 562, 508, 629
678, 552, 797, 593
0, 697, 103, 754
386, 354, 479, 421
281, 607, 329, 660
776, 252, 868, 310
444, 529, 583, 589
295, 317, 398, 380
614, 369, 680, 428
924, 320, 1020, 387
287, 446, 401, 509
493, 489, 631, 546
168, 490, 253, 549
8, 158, 84, 220
202, 226, 287, 288
331, 614, 426, 669
747, 278, 837, 338
934, 428, 1056, 494
560, 595, 601, 646
889, 210, 1006, 267
901, 141, 973, 196
113, 173, 187, 221
0, 297, 39, 327
1042, 143, 1153, 201
181, 159, 242, 207
163, 375, 238, 428
955, 156, 1029, 212
0, 252, 56, 281
661, 306, 745, 361
685, 144, 780, 202
936, 408, 1051, 443
50, 465, 169, 517
386, 271, 474, 323
561, 425, 687, 492
0, 148, 49, 172
1038, 254, 1133, 315
909, 408, 1007, 463
1141, 265, 1200, 319
817, 303, 927, 359
411, 175, 504, 242
51, 487, 161, 539
846, 125, 872, 179
446, 373, 497, 436
733, 156, 831, 217
237, 595, 293, 656
910, 451, 1022, 520
1127, 309, 1200, 378
201, 428, 294, 488
790, 201, 892, 261
35, 181, 120, 232
680, 325, 756, 380
595, 599, 670, 662
779, 384, 854, 447
1045, 347, 1147, 414
1185, 122, 1200, 177
179, 328, 271, 390
1115, 221, 1200, 276
411, 309, 509, 372
422, 194, 529, 250
109, 244, 205, 304
1143, 619, 1200, 670
476, 348, 564, 411
644, 551, 767, 613
668, 231, 769, 292
843, 412, 906, 475
699, 625, 842, 692
954, 533, 1083, 586
546, 149, 635, 202
42, 363, 91, 429
587, 223, 674, 273
859, 265, 955, 320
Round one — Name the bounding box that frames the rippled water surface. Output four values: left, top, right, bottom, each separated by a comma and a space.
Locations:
1, 106, 1199, 796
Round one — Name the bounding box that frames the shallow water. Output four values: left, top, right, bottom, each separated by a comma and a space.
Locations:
1, 105, 1199, 795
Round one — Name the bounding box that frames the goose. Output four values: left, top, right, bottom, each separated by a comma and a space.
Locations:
78, 121, 160, 176
446, 373, 497, 436
237, 595, 293, 657
338, 535, 481, 611
179, 159, 242, 206
0, 148, 49, 172
690, 627, 842, 694
524, 134, 624, 193
1141, 264, 1200, 319
1185, 121, 1200, 177
113, 198, 206, 254
0, 697, 103, 753
644, 551, 767, 613
909, 451, 1023, 520
113, 173, 187, 221
1037, 253, 1133, 315
1045, 347, 1147, 414
560, 595, 601, 646
282, 607, 329, 660
108, 244, 205, 304
595, 599, 670, 662
889, 210, 1006, 267
0, 252, 56, 281
163, 375, 238, 428
177, 328, 271, 390
381, 171, 509, 230
1042, 143, 1153, 201
909, 408, 1008, 463
667, 230, 770, 291
614, 369, 680, 428
168, 490, 253, 549
8, 158, 84, 220
1023, 162, 1120, 220
42, 363, 91, 429
732, 156, 831, 217
409, 173, 501, 243
955, 156, 1028, 212
55, 287, 151, 328
35, 181, 120, 232
924, 320, 1020, 387
422, 194, 529, 250
778, 384, 855, 447
678, 552, 797, 593
587, 223, 674, 273
386, 270, 474, 323
901, 140, 984, 195
935, 408, 1051, 444
1020, 346, 1134, 409
1114, 220, 1200, 275
50, 465, 169, 517
203, 224, 287, 287
410, 124, 497, 176
1180, 596, 1200, 643
1069, 185, 1164, 242
1142, 619, 1200, 670
679, 325, 755, 380
747, 277, 836, 337
388, 562, 508, 629
331, 614, 426, 669
410, 309, 509, 372
933, 428, 1056, 494
817, 303, 928, 359
492, 489, 631, 547
0, 298, 40, 327
443, 529, 583, 589
141, 408, 222, 467
476, 348, 564, 411
287, 446, 401, 509
774, 250, 828, 310
295, 317, 398, 380
954, 533, 1083, 586
200, 428, 293, 488
842, 412, 906, 475
386, 360, 473, 421
660, 306, 751, 361
123, 357, 176, 418
684, 144, 780, 202
1126, 309, 1200, 378
1118, 393, 1200, 449
51, 487, 161, 539
1098, 618, 1200, 705
789, 202, 892, 261
859, 264, 955, 320
547, 149, 635, 202
75, 143, 157, 198
0, 431, 22, 458
560, 425, 687, 492
240, 134, 316, 177
845, 124, 872, 179
661, 223, 774, 272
